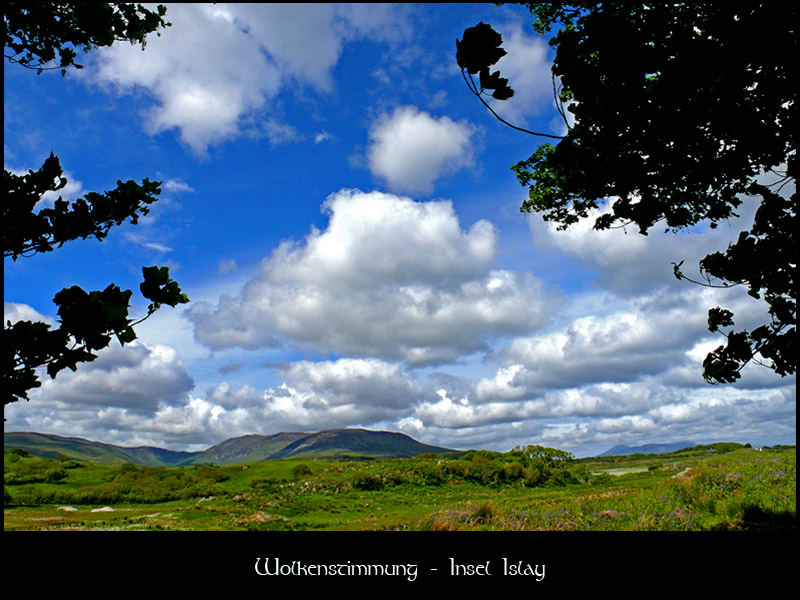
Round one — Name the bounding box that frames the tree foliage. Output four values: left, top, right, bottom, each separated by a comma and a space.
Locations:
3, 154, 162, 260
457, 3, 796, 384
3, 1, 169, 74
3, 3, 187, 408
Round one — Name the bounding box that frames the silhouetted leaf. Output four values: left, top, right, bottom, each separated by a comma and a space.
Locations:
456, 22, 507, 74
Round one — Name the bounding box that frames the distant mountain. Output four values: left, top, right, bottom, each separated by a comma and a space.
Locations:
4, 429, 454, 466
193, 432, 310, 464
599, 441, 696, 457
270, 428, 451, 459
3, 432, 196, 466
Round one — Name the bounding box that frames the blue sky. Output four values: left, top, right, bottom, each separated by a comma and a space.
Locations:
4, 4, 795, 456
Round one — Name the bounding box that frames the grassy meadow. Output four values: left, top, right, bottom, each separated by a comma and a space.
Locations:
3, 443, 795, 532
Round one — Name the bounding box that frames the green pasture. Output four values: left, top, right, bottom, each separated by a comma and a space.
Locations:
4, 445, 795, 531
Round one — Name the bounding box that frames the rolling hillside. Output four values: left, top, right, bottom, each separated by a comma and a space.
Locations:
2, 432, 196, 466
4, 428, 454, 466
599, 441, 696, 457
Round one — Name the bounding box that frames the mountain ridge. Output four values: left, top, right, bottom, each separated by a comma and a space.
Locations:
599, 441, 696, 457
4, 428, 455, 466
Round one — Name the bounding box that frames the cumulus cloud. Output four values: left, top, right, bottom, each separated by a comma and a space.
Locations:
482, 286, 778, 394
15, 341, 194, 415
528, 194, 763, 297
400, 380, 795, 455
87, 4, 407, 154
4, 302, 56, 326
6, 342, 794, 455
198, 358, 433, 434
8, 357, 430, 449
366, 106, 475, 194
489, 23, 555, 125
188, 189, 554, 364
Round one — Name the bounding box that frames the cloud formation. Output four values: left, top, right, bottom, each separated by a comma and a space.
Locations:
5, 336, 794, 455
4, 302, 56, 326
367, 106, 475, 194
88, 4, 407, 154
188, 189, 554, 364
21, 341, 194, 414
528, 195, 763, 297
489, 23, 555, 125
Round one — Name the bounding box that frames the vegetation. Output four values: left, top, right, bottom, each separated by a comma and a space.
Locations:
4, 444, 794, 532
457, 4, 796, 384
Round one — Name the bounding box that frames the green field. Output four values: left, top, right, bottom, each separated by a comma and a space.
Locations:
4, 444, 795, 531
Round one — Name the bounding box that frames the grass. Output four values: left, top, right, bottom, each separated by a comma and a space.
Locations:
3, 446, 795, 532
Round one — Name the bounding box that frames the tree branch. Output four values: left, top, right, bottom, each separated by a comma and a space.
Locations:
462, 70, 565, 140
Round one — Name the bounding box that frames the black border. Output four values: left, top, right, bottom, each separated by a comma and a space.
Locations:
5, 529, 795, 592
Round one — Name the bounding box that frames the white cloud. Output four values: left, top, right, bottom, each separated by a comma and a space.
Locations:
188, 189, 554, 364
401, 380, 795, 455
218, 258, 238, 275
6, 340, 794, 456
123, 232, 173, 254
4, 302, 56, 326
484, 286, 778, 394
163, 178, 195, 194
199, 358, 431, 434
278, 358, 426, 410
528, 195, 763, 297
367, 106, 476, 194
22, 341, 194, 413
489, 23, 555, 125
261, 118, 302, 145
87, 4, 407, 154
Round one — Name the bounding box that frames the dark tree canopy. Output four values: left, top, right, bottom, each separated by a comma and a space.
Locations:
3, 1, 169, 74
457, 3, 796, 384
3, 154, 162, 260
3, 2, 187, 408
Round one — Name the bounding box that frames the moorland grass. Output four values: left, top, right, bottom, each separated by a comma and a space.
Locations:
4, 446, 794, 531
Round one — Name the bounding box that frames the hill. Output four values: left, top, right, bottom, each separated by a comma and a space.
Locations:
599, 441, 696, 457
2, 432, 196, 466
270, 428, 453, 459
4, 428, 454, 466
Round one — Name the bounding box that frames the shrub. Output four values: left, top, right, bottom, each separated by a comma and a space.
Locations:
415, 452, 438, 459
416, 464, 447, 485
352, 473, 384, 491
522, 467, 543, 487
292, 464, 312, 480
471, 502, 494, 524
44, 469, 66, 483
502, 461, 524, 480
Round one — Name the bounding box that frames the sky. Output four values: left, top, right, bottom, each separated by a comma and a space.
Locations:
4, 3, 795, 457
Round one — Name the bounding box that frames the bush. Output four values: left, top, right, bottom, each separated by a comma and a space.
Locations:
292, 464, 312, 480
416, 464, 447, 485
471, 502, 494, 524
44, 469, 66, 483
352, 473, 384, 491
502, 462, 524, 480
523, 467, 546, 487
